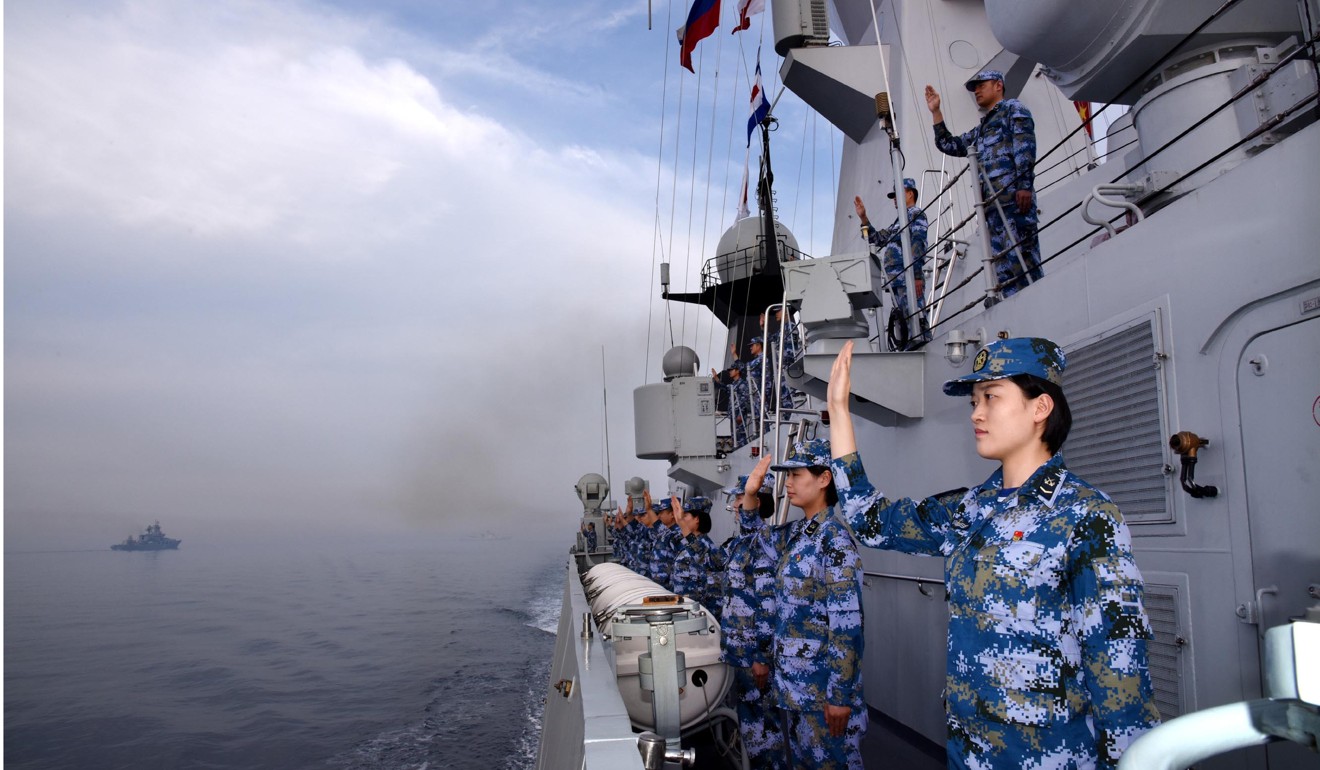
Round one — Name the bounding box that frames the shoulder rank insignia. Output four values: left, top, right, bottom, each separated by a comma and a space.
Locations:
804, 519, 820, 537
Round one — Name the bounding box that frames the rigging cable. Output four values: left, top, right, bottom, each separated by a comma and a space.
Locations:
707, 50, 745, 370
693, 24, 732, 362
647, 0, 679, 385
665, 0, 689, 354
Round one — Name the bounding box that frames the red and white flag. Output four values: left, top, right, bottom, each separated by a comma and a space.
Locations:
732, 0, 764, 33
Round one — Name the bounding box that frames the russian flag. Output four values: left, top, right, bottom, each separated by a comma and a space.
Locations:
732, 0, 764, 33
747, 58, 770, 146
677, 0, 721, 73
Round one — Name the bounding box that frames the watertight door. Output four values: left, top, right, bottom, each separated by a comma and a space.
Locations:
1236, 315, 1320, 766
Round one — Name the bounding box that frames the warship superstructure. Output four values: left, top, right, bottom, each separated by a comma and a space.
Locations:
539, 0, 1320, 767
110, 521, 181, 551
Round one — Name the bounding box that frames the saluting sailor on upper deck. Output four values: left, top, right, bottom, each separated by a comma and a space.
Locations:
927, 70, 1043, 298
855, 177, 930, 347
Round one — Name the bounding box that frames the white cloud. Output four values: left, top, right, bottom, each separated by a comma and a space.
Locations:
4, 0, 672, 547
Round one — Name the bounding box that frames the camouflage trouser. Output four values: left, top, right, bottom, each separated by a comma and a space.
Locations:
732, 667, 786, 769
881, 242, 926, 318
986, 203, 1042, 297
782, 705, 867, 769
947, 712, 1099, 770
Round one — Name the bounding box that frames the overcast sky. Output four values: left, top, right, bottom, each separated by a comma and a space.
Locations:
4, 0, 840, 548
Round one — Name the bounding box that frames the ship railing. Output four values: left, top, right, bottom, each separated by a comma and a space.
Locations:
881, 25, 1320, 348
698, 237, 810, 293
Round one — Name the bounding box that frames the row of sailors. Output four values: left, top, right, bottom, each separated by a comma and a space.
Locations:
610, 492, 722, 618
609, 471, 851, 769
609, 337, 1162, 769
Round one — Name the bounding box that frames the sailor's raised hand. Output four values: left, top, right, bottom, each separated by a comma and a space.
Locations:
741, 454, 773, 512
827, 340, 859, 457
925, 84, 941, 114
853, 195, 869, 225
827, 340, 855, 410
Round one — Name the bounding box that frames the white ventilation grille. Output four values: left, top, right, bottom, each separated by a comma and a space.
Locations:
1065, 322, 1172, 524
1143, 584, 1185, 719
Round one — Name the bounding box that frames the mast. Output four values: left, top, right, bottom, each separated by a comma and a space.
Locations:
755, 115, 781, 277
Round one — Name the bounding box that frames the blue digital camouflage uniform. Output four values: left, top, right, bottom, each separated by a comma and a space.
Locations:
866, 204, 929, 319
720, 501, 787, 769
717, 371, 753, 448
615, 517, 641, 571
631, 519, 657, 577
745, 351, 765, 425
583, 523, 597, 553
768, 511, 867, 769
612, 520, 632, 568
746, 350, 792, 426
647, 501, 681, 589
833, 451, 1161, 769
672, 531, 718, 614
934, 94, 1042, 297
768, 317, 802, 408
771, 316, 802, 365
730, 376, 752, 445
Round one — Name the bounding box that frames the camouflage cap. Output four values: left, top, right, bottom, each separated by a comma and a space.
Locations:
682, 496, 712, 513
749, 336, 764, 346
942, 337, 1066, 396
886, 177, 919, 199
770, 438, 833, 470
726, 474, 773, 496
964, 69, 1005, 91
651, 497, 673, 512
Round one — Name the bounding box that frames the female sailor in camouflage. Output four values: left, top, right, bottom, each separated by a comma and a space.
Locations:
671, 497, 718, 618
744, 443, 866, 769
719, 475, 787, 769
827, 337, 1160, 769
648, 497, 680, 590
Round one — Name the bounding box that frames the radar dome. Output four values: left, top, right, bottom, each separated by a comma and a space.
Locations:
624, 477, 647, 496
661, 347, 700, 379
714, 216, 801, 283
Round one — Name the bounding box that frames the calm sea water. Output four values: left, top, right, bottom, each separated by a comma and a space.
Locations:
4, 535, 565, 769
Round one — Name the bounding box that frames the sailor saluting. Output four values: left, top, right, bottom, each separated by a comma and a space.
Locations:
741, 440, 866, 769
826, 337, 1160, 769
